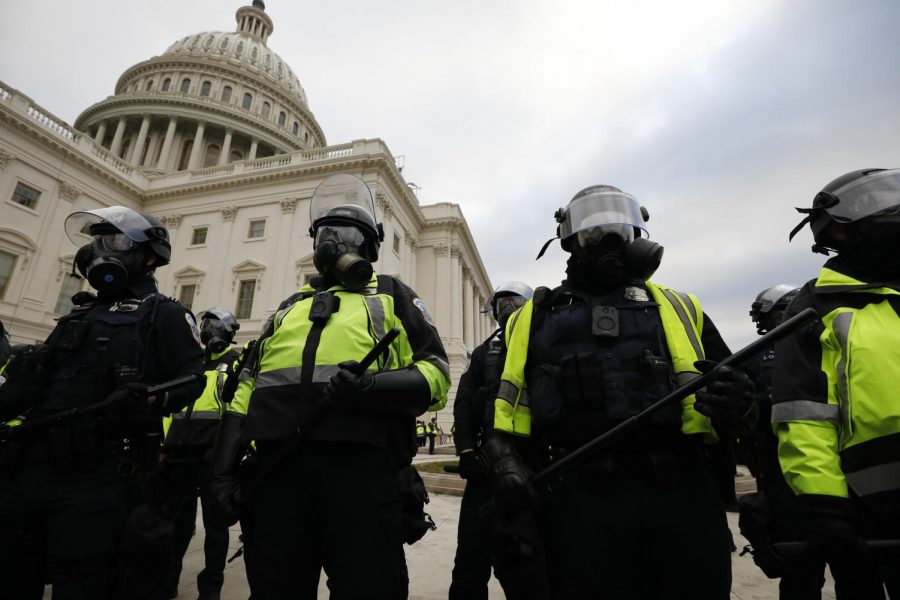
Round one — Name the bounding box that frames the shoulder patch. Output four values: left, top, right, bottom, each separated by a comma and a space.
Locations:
185, 313, 203, 347
0, 374, 6, 388
412, 298, 437, 327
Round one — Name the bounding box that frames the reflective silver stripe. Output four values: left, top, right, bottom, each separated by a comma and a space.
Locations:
506, 308, 523, 337
497, 380, 519, 403
215, 371, 226, 400
832, 312, 853, 445
363, 296, 387, 338
659, 288, 705, 360
676, 371, 700, 387
239, 368, 253, 381
171, 410, 220, 420
846, 461, 900, 497
771, 400, 841, 423
518, 388, 532, 407
255, 364, 344, 389
674, 290, 698, 326
422, 355, 451, 378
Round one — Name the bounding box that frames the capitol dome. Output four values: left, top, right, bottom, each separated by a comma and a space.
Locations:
73, 1, 326, 173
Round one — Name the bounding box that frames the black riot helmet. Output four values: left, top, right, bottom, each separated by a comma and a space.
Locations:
308, 174, 385, 291
198, 307, 240, 353
789, 168, 900, 254
65, 206, 171, 295
750, 284, 799, 335
538, 185, 663, 282
484, 281, 534, 330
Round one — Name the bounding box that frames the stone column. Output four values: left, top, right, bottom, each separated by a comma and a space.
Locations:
129, 114, 151, 166
109, 117, 127, 157
450, 246, 464, 342
219, 129, 234, 166
157, 117, 178, 169
462, 267, 474, 349
187, 121, 206, 170
433, 244, 451, 335
248, 138, 259, 160
94, 121, 107, 145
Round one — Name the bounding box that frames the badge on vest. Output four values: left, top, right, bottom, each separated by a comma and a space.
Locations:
624, 287, 650, 302
109, 300, 141, 312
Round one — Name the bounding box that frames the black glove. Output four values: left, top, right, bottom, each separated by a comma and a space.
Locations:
326, 363, 432, 417
693, 362, 755, 426
106, 382, 150, 417
802, 495, 864, 561
208, 412, 247, 527
324, 360, 374, 409
458, 450, 488, 480
482, 434, 540, 511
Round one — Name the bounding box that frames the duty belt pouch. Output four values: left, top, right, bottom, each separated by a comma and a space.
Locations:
398, 465, 437, 545
560, 353, 604, 408
72, 419, 98, 471
49, 426, 75, 472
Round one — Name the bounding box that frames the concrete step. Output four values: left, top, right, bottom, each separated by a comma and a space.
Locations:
419, 472, 466, 497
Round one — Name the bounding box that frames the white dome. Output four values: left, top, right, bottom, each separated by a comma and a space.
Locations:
163, 31, 308, 107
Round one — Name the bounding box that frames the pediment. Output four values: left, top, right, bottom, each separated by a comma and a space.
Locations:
173, 265, 206, 279
232, 259, 266, 274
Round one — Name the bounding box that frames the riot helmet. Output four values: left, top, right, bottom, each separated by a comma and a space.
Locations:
540, 185, 663, 283
308, 174, 384, 291
484, 281, 534, 329
750, 284, 799, 335
789, 168, 900, 254
65, 206, 171, 295
198, 308, 240, 353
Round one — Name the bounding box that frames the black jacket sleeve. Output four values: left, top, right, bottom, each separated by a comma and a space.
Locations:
148, 301, 205, 414
453, 344, 487, 453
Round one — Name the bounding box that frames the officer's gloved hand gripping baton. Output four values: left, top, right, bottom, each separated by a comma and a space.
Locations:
242, 327, 401, 496
0, 374, 200, 440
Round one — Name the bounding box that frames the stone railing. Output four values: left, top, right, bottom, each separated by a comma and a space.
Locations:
147, 140, 383, 189
0, 79, 146, 186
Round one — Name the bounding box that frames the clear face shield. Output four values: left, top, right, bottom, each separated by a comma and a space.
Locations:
64, 206, 164, 247
824, 169, 900, 223
314, 224, 367, 253
309, 174, 378, 228
560, 191, 647, 249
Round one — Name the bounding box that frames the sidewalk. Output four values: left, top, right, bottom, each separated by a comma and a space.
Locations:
166, 495, 835, 600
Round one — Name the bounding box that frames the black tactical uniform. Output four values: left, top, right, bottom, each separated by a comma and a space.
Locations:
0, 207, 204, 599
486, 186, 756, 599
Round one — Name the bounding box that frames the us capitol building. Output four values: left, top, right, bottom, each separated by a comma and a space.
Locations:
0, 1, 495, 419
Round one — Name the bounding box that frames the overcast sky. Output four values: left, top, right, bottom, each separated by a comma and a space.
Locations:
2, 0, 900, 349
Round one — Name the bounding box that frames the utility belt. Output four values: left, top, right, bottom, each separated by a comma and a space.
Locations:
0, 420, 160, 476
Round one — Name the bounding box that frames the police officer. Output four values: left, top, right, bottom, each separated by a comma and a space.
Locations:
774, 168, 900, 597
449, 281, 532, 600
426, 415, 439, 454
162, 308, 241, 600
416, 419, 427, 447
209, 174, 450, 599
0, 206, 205, 599
486, 185, 757, 598
744, 285, 833, 597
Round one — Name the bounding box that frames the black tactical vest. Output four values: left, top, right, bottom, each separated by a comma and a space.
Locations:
525, 284, 683, 449
41, 293, 166, 418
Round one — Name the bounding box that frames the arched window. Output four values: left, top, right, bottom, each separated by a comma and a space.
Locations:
292, 122, 299, 136
178, 140, 194, 171
203, 144, 220, 168
180, 78, 191, 94
146, 80, 155, 91
162, 78, 171, 92
200, 81, 212, 97
261, 102, 271, 119
229, 150, 244, 163
277, 111, 286, 127
221, 85, 233, 103
242, 93, 253, 110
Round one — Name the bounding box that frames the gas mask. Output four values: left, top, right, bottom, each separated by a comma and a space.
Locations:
573, 226, 664, 285
494, 295, 527, 331
312, 224, 373, 292
200, 318, 232, 354
74, 232, 151, 296
839, 215, 900, 279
